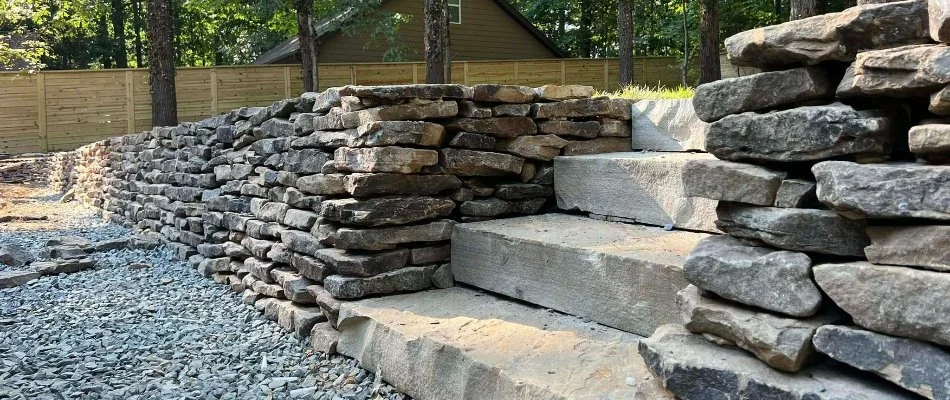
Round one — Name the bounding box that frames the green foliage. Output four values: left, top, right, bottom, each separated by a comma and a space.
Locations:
600, 84, 694, 99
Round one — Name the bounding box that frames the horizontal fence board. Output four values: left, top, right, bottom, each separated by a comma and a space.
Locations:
0, 57, 706, 153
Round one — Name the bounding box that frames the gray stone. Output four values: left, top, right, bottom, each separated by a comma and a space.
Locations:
296, 174, 347, 195
724, 0, 929, 68
693, 67, 831, 122
716, 202, 870, 256
494, 135, 569, 161
472, 84, 536, 103
283, 149, 329, 174
324, 265, 434, 299
430, 264, 454, 288
342, 173, 461, 197
813, 325, 949, 400
814, 262, 950, 346
706, 103, 893, 162
347, 121, 446, 148
457, 100, 492, 118
492, 103, 531, 117
320, 197, 455, 227
535, 84, 595, 101
314, 248, 409, 277
638, 324, 919, 400
439, 149, 524, 176
459, 198, 545, 217
537, 120, 600, 138
837, 44, 950, 98
554, 152, 720, 233
930, 86, 950, 115
866, 225, 950, 271
310, 322, 340, 354
341, 100, 458, 128
333, 147, 439, 174
494, 183, 553, 200
931, 0, 950, 42
291, 253, 330, 282
319, 220, 454, 251
409, 245, 451, 265
0, 270, 41, 288
448, 132, 496, 150
909, 124, 950, 160
336, 287, 672, 400
561, 137, 630, 155
338, 84, 472, 100
0, 244, 35, 267
631, 99, 706, 151
813, 161, 950, 220
683, 159, 787, 206
447, 117, 537, 138
678, 285, 836, 372
452, 214, 709, 336
774, 179, 817, 208
282, 209, 319, 230
534, 98, 634, 119
684, 235, 822, 317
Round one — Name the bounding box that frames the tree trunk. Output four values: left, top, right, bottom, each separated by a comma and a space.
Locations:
579, 0, 593, 57
147, 0, 177, 126
698, 0, 721, 84
296, 0, 318, 92
97, 13, 113, 68
132, 0, 144, 66
789, 0, 817, 20
424, 0, 448, 83
111, 0, 129, 68
681, 0, 689, 86
618, 0, 635, 87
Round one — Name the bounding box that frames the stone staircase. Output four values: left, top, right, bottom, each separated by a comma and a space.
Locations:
329, 99, 719, 399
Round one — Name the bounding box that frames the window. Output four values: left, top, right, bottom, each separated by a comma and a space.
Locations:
449, 0, 461, 24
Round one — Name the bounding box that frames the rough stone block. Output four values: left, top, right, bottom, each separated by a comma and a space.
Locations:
631, 99, 707, 151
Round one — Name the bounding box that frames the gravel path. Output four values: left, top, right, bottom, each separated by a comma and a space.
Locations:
0, 184, 405, 400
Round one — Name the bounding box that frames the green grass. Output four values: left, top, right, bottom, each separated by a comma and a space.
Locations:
600, 85, 694, 100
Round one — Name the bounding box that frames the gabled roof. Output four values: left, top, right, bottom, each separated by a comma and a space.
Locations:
252, 0, 565, 65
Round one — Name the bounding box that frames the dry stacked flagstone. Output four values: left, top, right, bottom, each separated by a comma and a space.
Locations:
49, 83, 636, 346
639, 1, 949, 399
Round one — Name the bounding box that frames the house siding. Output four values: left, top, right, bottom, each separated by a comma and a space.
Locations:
309, 0, 557, 64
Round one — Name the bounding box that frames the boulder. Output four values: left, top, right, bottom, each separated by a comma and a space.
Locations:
342, 173, 461, 197
310, 322, 340, 354
630, 99, 706, 151
908, 124, 950, 160
684, 235, 822, 317
347, 121, 446, 148
447, 117, 537, 138
534, 98, 634, 119
0, 270, 41, 288
706, 103, 893, 163
430, 263, 453, 288
814, 262, 950, 346
494, 135, 569, 161
0, 244, 35, 267
320, 197, 455, 227
813, 325, 949, 400
812, 161, 950, 220
638, 324, 919, 400
439, 149, 524, 176
678, 285, 836, 372
683, 159, 787, 206
693, 67, 831, 122
837, 44, 950, 98
865, 225, 950, 271
323, 265, 435, 299
314, 248, 410, 278
724, 0, 929, 68
318, 220, 455, 251
296, 174, 347, 195
716, 202, 870, 256
471, 84, 536, 103
535, 84, 595, 100
333, 147, 439, 174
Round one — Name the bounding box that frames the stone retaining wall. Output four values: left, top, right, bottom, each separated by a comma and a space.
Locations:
54, 83, 636, 335
640, 1, 949, 399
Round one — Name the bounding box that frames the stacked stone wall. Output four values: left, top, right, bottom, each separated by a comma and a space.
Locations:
52, 83, 636, 335
640, 1, 949, 398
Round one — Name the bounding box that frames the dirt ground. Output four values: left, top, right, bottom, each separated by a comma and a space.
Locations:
0, 183, 78, 232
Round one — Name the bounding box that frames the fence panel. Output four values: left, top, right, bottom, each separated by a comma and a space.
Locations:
0, 57, 698, 154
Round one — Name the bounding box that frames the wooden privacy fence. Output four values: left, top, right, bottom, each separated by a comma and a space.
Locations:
0, 57, 685, 154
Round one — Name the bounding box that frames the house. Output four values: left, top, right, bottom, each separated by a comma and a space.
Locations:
252, 0, 565, 65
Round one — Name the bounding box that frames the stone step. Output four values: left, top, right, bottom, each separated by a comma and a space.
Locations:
553, 151, 720, 233
451, 213, 710, 336
336, 286, 674, 400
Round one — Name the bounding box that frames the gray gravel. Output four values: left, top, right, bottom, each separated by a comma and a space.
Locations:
0, 203, 405, 400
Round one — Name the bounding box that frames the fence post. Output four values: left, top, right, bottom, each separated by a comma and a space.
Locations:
210, 69, 219, 116
36, 73, 48, 152
603, 59, 609, 91
283, 67, 292, 98
125, 71, 135, 134
560, 60, 566, 85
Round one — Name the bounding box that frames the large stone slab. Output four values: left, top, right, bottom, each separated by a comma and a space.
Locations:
320, 197, 455, 227
678, 285, 836, 372
724, 0, 929, 68
494, 135, 568, 161
813, 325, 949, 400
683, 159, 787, 206
639, 324, 919, 400
684, 235, 822, 317
323, 265, 434, 298
318, 220, 455, 251
347, 121, 446, 148
837, 44, 950, 98
865, 225, 950, 271
814, 262, 950, 346
554, 152, 719, 233
452, 214, 709, 336
343, 173, 460, 197
439, 149, 524, 176
706, 103, 893, 163
693, 67, 831, 122
333, 147, 439, 174
813, 161, 950, 220
337, 287, 673, 400
631, 99, 707, 151
716, 202, 870, 256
